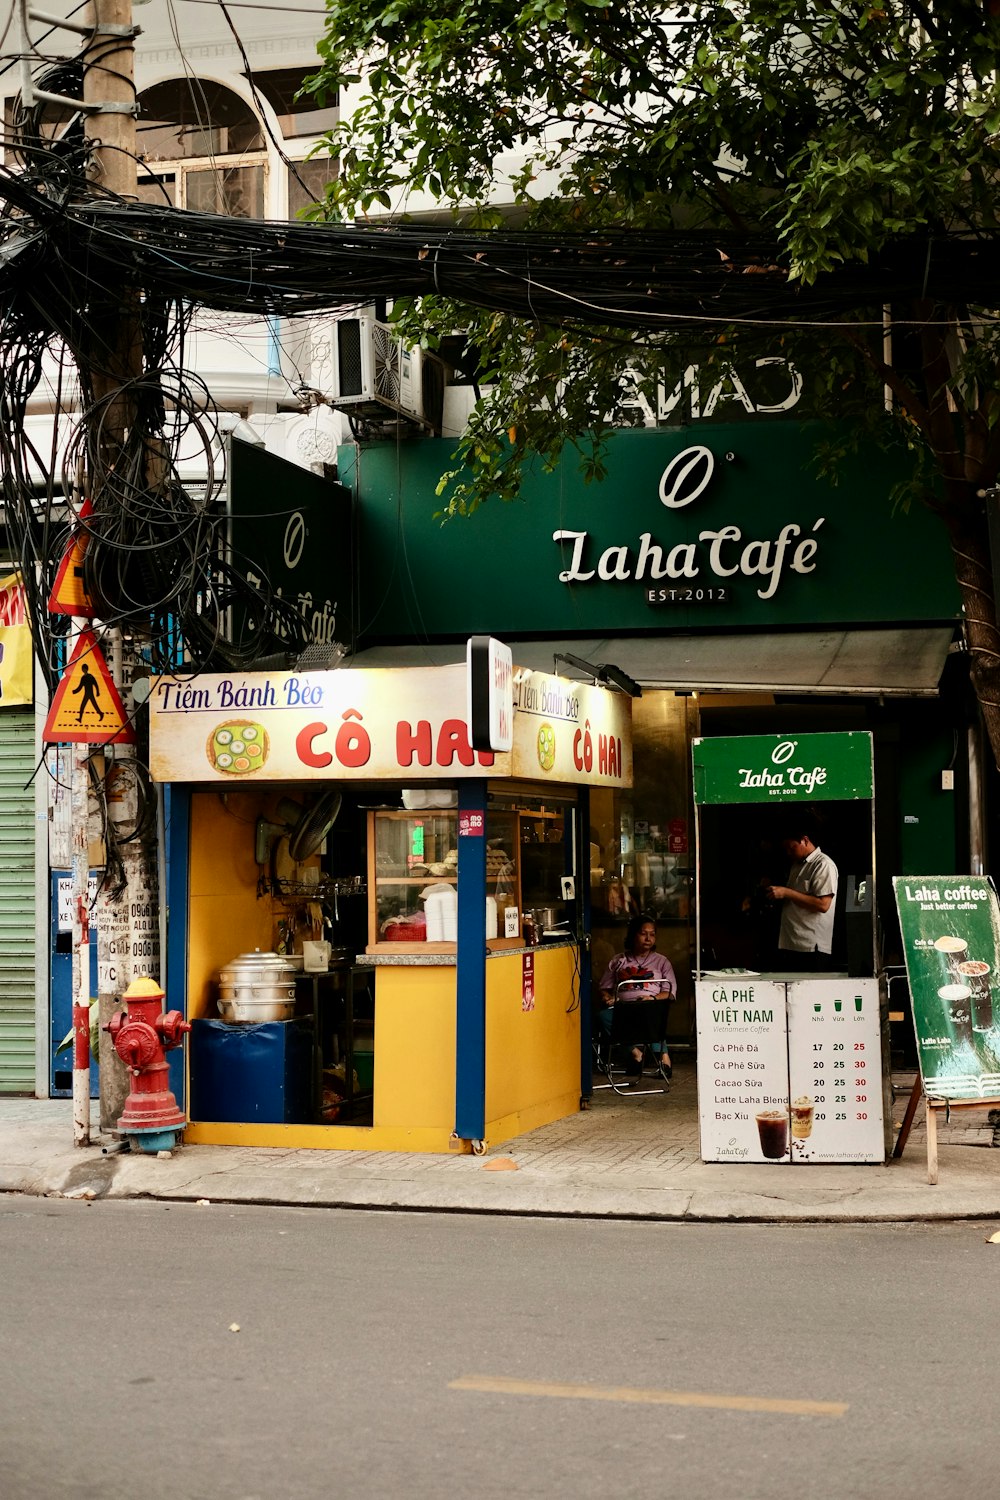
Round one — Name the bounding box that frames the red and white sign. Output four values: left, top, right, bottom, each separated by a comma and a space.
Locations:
668, 817, 689, 854
458, 809, 485, 838
522, 952, 535, 1011
467, 635, 513, 753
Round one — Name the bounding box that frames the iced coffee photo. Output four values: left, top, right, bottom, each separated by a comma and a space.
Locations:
956, 960, 993, 1033
791, 1096, 814, 1140
934, 934, 969, 979
755, 1108, 789, 1160
938, 983, 974, 1046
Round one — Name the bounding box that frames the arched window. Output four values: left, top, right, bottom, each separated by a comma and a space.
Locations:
136, 78, 266, 217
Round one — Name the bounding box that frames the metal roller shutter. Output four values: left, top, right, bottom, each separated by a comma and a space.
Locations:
0, 709, 36, 1093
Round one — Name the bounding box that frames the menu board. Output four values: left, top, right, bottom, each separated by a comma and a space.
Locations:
696, 979, 790, 1163
786, 979, 883, 1163
893, 875, 1000, 1101
696, 976, 885, 1163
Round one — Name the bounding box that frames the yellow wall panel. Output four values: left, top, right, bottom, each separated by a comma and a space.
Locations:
486, 946, 580, 1131
373, 965, 457, 1131
188, 791, 276, 1019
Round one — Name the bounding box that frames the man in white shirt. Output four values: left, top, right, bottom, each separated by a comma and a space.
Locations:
767, 823, 838, 971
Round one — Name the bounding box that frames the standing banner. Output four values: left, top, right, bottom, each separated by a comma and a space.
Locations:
893, 875, 1000, 1100
0, 573, 33, 705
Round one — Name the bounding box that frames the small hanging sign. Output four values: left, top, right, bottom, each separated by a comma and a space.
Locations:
522, 951, 535, 1011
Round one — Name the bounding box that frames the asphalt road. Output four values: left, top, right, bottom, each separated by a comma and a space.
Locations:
1, 1197, 994, 1499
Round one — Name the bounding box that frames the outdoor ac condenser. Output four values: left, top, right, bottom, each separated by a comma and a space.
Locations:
329, 316, 425, 424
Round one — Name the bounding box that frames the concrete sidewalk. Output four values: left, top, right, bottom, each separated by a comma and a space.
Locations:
2, 1062, 1000, 1222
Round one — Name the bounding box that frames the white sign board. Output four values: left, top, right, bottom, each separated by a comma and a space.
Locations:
696, 979, 790, 1163
786, 978, 883, 1163
696, 976, 884, 1164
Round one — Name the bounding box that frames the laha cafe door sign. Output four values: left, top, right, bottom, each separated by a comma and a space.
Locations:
692, 731, 874, 805
893, 876, 1000, 1101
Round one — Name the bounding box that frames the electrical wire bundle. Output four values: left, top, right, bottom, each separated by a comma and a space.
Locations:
1, 187, 995, 335
0, 245, 314, 686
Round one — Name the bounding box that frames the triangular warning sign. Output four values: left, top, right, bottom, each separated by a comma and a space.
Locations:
43, 630, 135, 745
48, 499, 96, 617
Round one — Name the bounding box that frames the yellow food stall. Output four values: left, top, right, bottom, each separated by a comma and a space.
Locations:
148, 661, 632, 1152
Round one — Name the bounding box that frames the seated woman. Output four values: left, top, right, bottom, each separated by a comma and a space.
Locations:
598, 916, 676, 1077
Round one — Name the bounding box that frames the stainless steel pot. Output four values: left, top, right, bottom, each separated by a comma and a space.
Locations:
217, 949, 298, 1023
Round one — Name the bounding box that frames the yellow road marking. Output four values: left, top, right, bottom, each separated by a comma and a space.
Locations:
448, 1375, 847, 1418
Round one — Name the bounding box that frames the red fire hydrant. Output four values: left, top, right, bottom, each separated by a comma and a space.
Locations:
104, 977, 191, 1153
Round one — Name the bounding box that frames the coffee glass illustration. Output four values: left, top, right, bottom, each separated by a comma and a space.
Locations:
791, 1097, 814, 1140
934, 935, 969, 981
755, 1109, 789, 1159
957, 960, 993, 1032
938, 983, 973, 1046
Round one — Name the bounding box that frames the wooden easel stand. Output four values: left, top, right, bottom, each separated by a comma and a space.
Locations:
893, 1077, 1000, 1184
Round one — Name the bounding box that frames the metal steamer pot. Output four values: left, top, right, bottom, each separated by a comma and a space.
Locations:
217, 950, 298, 1023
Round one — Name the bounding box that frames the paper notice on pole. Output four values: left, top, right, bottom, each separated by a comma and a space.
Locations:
125, 852, 160, 982
57, 873, 99, 932
696, 979, 790, 1163
96, 887, 131, 994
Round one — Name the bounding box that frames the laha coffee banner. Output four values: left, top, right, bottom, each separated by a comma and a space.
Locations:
893, 876, 1000, 1101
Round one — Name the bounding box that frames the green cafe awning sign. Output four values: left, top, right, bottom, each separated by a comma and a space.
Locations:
692, 731, 874, 805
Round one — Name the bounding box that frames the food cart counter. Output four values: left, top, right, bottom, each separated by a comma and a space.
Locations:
148, 661, 633, 1152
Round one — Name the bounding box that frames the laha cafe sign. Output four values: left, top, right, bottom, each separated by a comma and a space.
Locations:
553, 444, 824, 603
693, 731, 874, 806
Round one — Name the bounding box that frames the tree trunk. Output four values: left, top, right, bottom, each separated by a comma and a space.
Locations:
936, 484, 1000, 772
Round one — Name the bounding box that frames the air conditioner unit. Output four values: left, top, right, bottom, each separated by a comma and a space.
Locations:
329, 316, 425, 425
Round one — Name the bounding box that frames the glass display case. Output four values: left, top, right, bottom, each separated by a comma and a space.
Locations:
367, 809, 458, 949
517, 810, 570, 934
366, 800, 572, 953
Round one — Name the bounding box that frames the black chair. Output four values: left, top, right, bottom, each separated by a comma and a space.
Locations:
592, 980, 672, 1097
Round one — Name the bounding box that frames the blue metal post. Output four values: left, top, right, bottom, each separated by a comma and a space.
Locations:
455, 779, 487, 1142
164, 784, 190, 1105
576, 789, 593, 1101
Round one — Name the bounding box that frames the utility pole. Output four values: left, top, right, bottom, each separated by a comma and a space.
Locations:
79, 0, 162, 1136
18, 0, 144, 1143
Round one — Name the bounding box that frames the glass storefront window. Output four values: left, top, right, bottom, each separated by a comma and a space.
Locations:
589, 692, 699, 1030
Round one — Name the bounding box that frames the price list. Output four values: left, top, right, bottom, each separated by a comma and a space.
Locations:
786, 979, 884, 1163
696, 980, 791, 1163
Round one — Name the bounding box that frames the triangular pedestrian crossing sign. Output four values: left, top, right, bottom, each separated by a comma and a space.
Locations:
48, 500, 96, 617
43, 630, 135, 745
